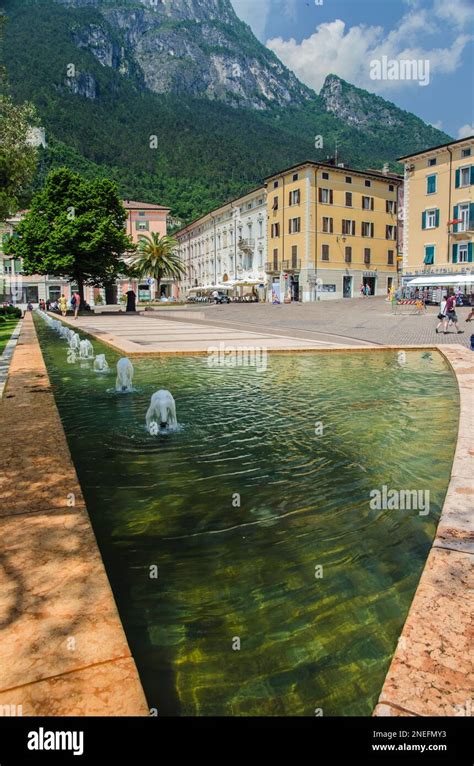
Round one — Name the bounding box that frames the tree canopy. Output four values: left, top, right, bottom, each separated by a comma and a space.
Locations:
5, 167, 134, 301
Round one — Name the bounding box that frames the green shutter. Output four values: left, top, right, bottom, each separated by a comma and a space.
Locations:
452, 244, 458, 264
435, 209, 440, 227
453, 205, 459, 233
424, 246, 435, 265
470, 166, 474, 185
468, 243, 473, 263
455, 169, 461, 188
469, 203, 474, 231
422, 211, 427, 229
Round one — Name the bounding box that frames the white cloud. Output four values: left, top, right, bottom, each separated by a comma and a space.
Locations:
434, 0, 474, 29
430, 120, 443, 130
266, 4, 472, 94
458, 124, 474, 139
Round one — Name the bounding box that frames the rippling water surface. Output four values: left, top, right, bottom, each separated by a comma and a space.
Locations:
36, 317, 459, 716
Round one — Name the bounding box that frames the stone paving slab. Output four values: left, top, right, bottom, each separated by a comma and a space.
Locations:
0, 314, 148, 715
0, 320, 22, 399
0, 658, 148, 716
376, 547, 473, 718
54, 313, 349, 354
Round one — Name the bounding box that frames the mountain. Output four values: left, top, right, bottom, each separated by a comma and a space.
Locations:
1, 0, 452, 223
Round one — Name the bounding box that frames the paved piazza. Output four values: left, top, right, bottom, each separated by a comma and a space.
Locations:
60, 297, 473, 353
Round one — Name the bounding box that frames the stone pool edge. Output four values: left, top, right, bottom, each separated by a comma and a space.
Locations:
0, 313, 149, 716
374, 344, 473, 717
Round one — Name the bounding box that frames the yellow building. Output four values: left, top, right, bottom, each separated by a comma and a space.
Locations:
264, 161, 401, 302
398, 136, 474, 292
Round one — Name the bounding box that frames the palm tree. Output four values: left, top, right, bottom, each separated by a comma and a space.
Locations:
130, 232, 186, 299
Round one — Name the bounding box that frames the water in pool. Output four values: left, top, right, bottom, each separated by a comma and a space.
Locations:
35, 316, 459, 716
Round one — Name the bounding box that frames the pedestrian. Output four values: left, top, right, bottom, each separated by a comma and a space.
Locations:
59, 294, 68, 317
443, 291, 463, 334
360, 282, 365, 297
365, 283, 371, 297
71, 291, 81, 319
435, 294, 448, 333
212, 289, 219, 304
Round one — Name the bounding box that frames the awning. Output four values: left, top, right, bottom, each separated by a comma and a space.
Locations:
406, 275, 474, 286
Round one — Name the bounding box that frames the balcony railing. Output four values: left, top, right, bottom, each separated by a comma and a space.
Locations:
282, 259, 301, 272
265, 261, 279, 273
238, 238, 255, 253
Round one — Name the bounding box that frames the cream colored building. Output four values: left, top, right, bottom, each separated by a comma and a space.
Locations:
265, 161, 401, 302
176, 187, 267, 299
399, 136, 474, 288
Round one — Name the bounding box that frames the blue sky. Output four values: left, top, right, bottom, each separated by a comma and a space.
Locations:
231, 0, 473, 138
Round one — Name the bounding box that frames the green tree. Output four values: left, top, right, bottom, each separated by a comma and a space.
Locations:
0, 13, 38, 218
130, 232, 185, 298
5, 167, 133, 306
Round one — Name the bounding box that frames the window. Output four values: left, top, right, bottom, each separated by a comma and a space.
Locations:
461, 148, 471, 158
457, 165, 472, 188
289, 189, 301, 205
289, 217, 301, 234
365, 180, 371, 187
456, 243, 469, 263
362, 196, 374, 211
457, 203, 470, 232
386, 199, 397, 214
322, 172, 329, 180
426, 174, 437, 194
423, 245, 435, 265
387, 250, 394, 265
291, 245, 298, 267
345, 176, 352, 184
389, 184, 394, 192
136, 220, 149, 231
322, 244, 330, 261
428, 158, 437, 167
319, 188, 333, 204
271, 223, 280, 237
138, 211, 145, 216
422, 209, 439, 229
342, 219, 355, 236
364, 248, 371, 265
273, 248, 278, 269
292, 173, 299, 182
322, 217, 333, 233
345, 246, 352, 263
258, 220, 263, 238
345, 192, 352, 207
386, 225, 396, 240
361, 221, 374, 237
273, 181, 279, 189
247, 202, 252, 209
272, 196, 279, 211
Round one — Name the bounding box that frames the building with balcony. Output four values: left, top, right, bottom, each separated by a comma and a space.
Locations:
175, 187, 267, 299
265, 161, 402, 302
398, 136, 474, 292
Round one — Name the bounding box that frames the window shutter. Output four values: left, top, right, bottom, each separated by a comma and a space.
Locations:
422, 211, 427, 229
453, 205, 459, 233
468, 243, 473, 263
330, 219, 334, 234
471, 166, 474, 185
318, 188, 322, 203
435, 209, 440, 227
469, 203, 474, 231
452, 244, 458, 264
371, 223, 374, 238
455, 169, 460, 188
371, 198, 374, 211
329, 189, 333, 204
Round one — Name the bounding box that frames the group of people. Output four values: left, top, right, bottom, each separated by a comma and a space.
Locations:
435, 291, 465, 334
37, 293, 82, 319
360, 283, 372, 297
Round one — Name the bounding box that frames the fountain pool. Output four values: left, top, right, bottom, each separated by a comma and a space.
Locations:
34, 316, 459, 716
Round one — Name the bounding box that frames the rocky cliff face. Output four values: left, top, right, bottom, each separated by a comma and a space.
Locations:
53, 0, 313, 110
319, 74, 404, 129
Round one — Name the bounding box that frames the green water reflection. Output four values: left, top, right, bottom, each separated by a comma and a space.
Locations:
35, 317, 459, 716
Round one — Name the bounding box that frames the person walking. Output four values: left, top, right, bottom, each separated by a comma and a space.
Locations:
435, 294, 448, 334
59, 294, 68, 317
360, 282, 365, 297
71, 291, 81, 320
443, 291, 463, 334
365, 283, 371, 297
